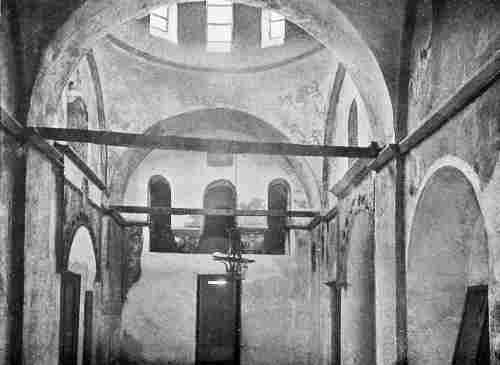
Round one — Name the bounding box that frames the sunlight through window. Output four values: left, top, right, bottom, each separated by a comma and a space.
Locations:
206, 0, 233, 53
261, 9, 285, 48
149, 4, 178, 44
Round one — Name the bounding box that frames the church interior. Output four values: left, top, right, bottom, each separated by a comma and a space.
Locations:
1, 0, 500, 364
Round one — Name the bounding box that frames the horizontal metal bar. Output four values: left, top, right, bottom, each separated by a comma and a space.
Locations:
399, 50, 500, 155
29, 127, 381, 158
54, 143, 108, 193
1, 108, 64, 168
109, 205, 319, 218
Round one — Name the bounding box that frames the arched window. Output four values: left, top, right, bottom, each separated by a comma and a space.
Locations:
198, 180, 237, 253
148, 175, 176, 252
347, 100, 358, 168
264, 179, 290, 254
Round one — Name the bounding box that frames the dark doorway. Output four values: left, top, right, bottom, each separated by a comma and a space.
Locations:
196, 274, 241, 365
327, 281, 341, 365
148, 175, 176, 252
452, 285, 490, 365
199, 180, 237, 253
264, 179, 289, 254
59, 271, 81, 365
83, 291, 93, 365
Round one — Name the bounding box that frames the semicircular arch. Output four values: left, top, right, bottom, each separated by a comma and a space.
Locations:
109, 108, 321, 209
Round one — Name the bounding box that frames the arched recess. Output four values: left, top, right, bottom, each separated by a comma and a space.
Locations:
340, 210, 375, 365
198, 179, 237, 253
264, 178, 291, 254
28, 0, 394, 142
63, 226, 97, 365
407, 164, 489, 365
148, 175, 176, 252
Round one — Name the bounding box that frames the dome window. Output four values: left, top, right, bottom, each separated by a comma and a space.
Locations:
149, 4, 178, 44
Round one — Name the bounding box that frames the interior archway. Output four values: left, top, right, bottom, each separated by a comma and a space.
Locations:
407, 166, 489, 365
67, 226, 97, 365
341, 211, 375, 365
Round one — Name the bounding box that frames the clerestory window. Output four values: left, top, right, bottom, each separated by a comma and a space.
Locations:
206, 0, 233, 53
149, 5, 178, 44
261, 10, 285, 48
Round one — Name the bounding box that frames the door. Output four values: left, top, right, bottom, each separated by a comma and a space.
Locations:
452, 285, 490, 365
59, 271, 81, 365
83, 291, 93, 365
196, 274, 240, 365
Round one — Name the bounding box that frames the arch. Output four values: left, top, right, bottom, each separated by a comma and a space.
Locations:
198, 179, 237, 253
27, 0, 394, 143
66, 226, 97, 365
264, 178, 291, 254
406, 155, 486, 262
148, 175, 176, 252
110, 108, 320, 209
407, 161, 489, 364
68, 226, 97, 285
63, 213, 99, 279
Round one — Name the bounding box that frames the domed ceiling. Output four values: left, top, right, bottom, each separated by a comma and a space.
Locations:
108, 1, 325, 73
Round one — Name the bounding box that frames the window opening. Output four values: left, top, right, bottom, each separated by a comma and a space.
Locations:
264, 179, 290, 254
148, 175, 176, 252
347, 100, 358, 168
261, 10, 285, 48
206, 0, 233, 53
149, 5, 178, 44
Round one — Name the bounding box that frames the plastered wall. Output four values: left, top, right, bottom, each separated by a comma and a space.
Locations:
120, 230, 315, 365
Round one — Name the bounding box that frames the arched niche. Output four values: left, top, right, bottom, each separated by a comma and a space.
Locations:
341, 210, 375, 365
264, 178, 291, 254
407, 166, 489, 365
148, 175, 176, 252
66, 226, 97, 365
198, 179, 237, 253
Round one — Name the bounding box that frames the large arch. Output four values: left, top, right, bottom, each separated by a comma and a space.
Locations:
407, 163, 489, 364
27, 0, 394, 142
109, 108, 320, 208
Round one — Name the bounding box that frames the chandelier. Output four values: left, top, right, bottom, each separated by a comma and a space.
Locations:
212, 227, 255, 280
